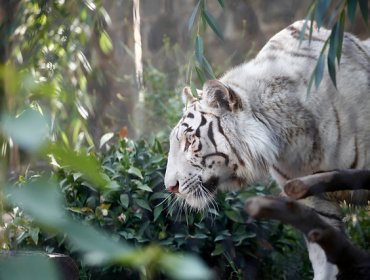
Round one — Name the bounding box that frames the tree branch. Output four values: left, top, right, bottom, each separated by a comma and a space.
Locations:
283, 169, 370, 200
245, 196, 370, 278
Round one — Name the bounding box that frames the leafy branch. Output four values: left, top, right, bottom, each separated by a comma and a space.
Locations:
188, 0, 224, 86
306, 0, 368, 93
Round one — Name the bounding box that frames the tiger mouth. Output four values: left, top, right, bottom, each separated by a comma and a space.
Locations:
201, 176, 219, 193
178, 176, 219, 210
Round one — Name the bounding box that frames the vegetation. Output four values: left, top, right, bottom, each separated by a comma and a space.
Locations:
0, 0, 369, 279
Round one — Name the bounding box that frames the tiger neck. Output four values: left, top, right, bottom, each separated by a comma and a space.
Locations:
247, 92, 322, 185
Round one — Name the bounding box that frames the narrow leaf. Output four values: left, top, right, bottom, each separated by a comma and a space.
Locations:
315, 54, 325, 89
314, 0, 331, 28
194, 66, 206, 84
327, 57, 337, 87
202, 9, 223, 39
337, 10, 345, 64
217, 0, 225, 8
195, 35, 204, 65
188, 0, 201, 31
328, 23, 339, 87
202, 57, 215, 79
347, 0, 357, 23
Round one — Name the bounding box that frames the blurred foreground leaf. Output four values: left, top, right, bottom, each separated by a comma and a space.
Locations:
5, 177, 212, 279
2, 109, 49, 151
0, 254, 59, 280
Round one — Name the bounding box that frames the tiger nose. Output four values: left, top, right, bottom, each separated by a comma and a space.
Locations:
167, 181, 179, 193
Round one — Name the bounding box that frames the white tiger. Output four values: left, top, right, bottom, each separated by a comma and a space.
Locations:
164, 20, 370, 279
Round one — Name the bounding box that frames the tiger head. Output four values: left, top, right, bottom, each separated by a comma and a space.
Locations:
165, 80, 275, 210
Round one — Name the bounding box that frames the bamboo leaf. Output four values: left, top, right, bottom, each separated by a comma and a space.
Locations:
188, 0, 201, 31
337, 10, 345, 64
195, 35, 204, 65
347, 0, 357, 23
358, 0, 369, 23
195, 65, 206, 84
314, 0, 331, 28
202, 9, 224, 39
202, 57, 215, 79
217, 0, 225, 8
328, 23, 339, 87
327, 57, 337, 87
315, 54, 325, 89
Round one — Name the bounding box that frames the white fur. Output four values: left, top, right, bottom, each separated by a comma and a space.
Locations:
165, 20, 370, 279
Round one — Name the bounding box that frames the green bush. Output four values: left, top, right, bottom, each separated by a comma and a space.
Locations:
6, 137, 313, 279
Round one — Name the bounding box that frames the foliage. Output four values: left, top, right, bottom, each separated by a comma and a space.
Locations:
188, 0, 224, 87
305, 0, 369, 92
343, 203, 370, 251
3, 137, 313, 279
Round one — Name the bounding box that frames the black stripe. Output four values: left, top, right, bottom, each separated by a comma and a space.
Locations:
201, 152, 229, 166
194, 141, 202, 152
313, 209, 343, 223
207, 121, 217, 150
272, 165, 290, 180
187, 113, 194, 118
216, 116, 245, 166
195, 115, 207, 137
190, 162, 203, 170
289, 51, 317, 60
185, 127, 194, 133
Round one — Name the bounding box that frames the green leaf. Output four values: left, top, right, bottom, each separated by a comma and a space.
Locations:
314, 0, 331, 28
347, 0, 357, 23
160, 254, 213, 280
29, 227, 40, 245
137, 184, 153, 192
2, 108, 49, 151
195, 35, 204, 65
0, 255, 59, 280
46, 144, 108, 188
202, 57, 215, 79
127, 166, 143, 179
202, 9, 223, 39
314, 54, 325, 89
99, 31, 113, 54
6, 180, 65, 226
195, 65, 206, 84
337, 10, 345, 64
154, 204, 163, 222
135, 199, 152, 212
327, 57, 337, 88
358, 0, 368, 23
99, 132, 114, 148
120, 194, 129, 208
328, 23, 339, 87
217, 0, 225, 8
211, 243, 225, 256
188, 0, 201, 31
225, 210, 243, 223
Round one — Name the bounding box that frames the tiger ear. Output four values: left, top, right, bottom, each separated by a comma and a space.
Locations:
181, 86, 196, 105
202, 80, 243, 112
